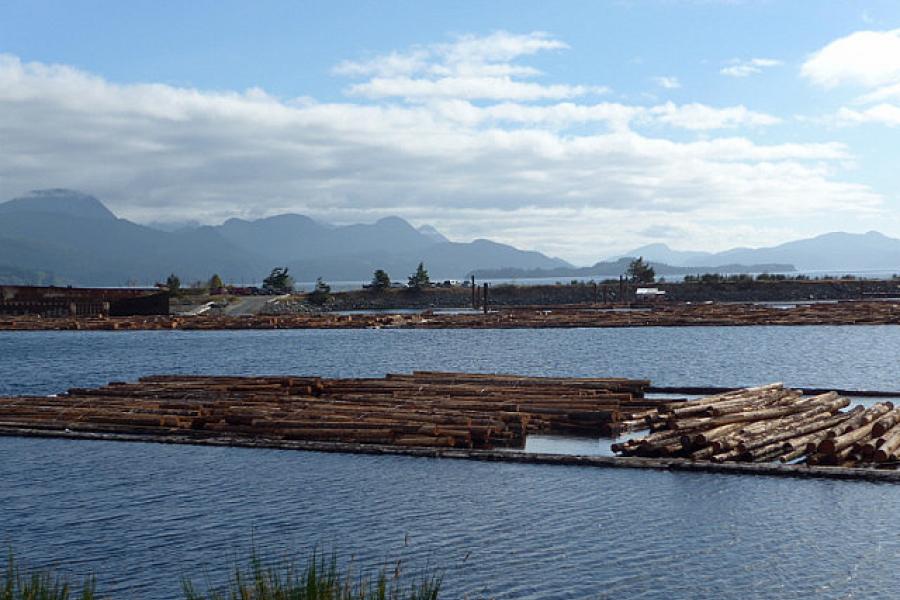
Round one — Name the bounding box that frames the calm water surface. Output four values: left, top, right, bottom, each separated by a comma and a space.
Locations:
2, 326, 899, 598
1, 325, 898, 395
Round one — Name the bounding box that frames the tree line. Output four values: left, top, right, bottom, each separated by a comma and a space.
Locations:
163, 262, 434, 305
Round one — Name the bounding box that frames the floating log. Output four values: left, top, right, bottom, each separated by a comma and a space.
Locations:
874, 422, 900, 462
817, 404, 892, 455
872, 407, 900, 437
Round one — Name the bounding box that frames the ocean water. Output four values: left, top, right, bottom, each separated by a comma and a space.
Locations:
2, 325, 899, 396
2, 326, 900, 598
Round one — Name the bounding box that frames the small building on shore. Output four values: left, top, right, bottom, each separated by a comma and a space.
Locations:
635, 287, 667, 303
0, 285, 169, 317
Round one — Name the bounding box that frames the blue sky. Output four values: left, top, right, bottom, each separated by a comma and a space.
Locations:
1, 0, 900, 263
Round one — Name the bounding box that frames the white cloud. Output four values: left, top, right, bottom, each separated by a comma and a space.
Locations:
346, 76, 600, 101
857, 81, 900, 103
653, 76, 681, 89
804, 29, 900, 128
424, 99, 782, 132
801, 29, 900, 88
332, 50, 432, 78
0, 40, 882, 263
432, 100, 641, 130
441, 30, 568, 63
335, 31, 598, 101
834, 104, 900, 127
720, 58, 782, 78
644, 102, 782, 130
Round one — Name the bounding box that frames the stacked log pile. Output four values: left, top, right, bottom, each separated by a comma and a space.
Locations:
613, 383, 900, 467
0, 372, 659, 449
379, 371, 660, 434
1, 300, 900, 330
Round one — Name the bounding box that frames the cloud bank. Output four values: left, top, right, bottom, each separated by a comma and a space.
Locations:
804, 29, 900, 129
0, 31, 884, 262
802, 29, 900, 88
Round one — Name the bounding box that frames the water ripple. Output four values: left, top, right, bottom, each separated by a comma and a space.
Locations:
3, 328, 900, 598
2, 437, 899, 599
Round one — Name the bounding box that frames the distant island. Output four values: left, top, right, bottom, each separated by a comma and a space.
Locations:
471, 257, 796, 280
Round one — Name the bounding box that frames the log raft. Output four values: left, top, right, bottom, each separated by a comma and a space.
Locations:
4, 373, 899, 474
614, 383, 900, 468
0, 372, 662, 450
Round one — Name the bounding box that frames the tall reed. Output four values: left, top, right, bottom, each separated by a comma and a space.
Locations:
2, 549, 441, 600
1, 552, 96, 600
183, 548, 442, 600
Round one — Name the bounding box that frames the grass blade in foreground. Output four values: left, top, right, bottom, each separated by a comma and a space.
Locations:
2, 552, 96, 600
182, 549, 442, 600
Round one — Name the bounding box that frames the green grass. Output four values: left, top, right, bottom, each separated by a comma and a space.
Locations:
2, 552, 95, 600
183, 549, 442, 600
3, 549, 441, 600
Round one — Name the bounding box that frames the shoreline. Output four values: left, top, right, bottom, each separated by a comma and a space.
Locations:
2, 299, 900, 330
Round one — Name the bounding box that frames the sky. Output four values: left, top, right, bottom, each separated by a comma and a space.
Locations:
1, 0, 900, 264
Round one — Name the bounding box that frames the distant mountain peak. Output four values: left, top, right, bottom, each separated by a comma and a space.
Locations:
373, 216, 418, 232
0, 189, 116, 221
634, 242, 672, 251
627, 229, 900, 271
375, 215, 407, 225
616, 243, 713, 266
418, 224, 450, 244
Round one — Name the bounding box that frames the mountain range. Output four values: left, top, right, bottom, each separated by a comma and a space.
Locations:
0, 189, 568, 286
3, 189, 899, 287
620, 233, 900, 272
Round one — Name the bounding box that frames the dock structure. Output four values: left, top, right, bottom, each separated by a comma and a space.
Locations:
0, 285, 169, 317
1, 299, 900, 330
0, 372, 659, 450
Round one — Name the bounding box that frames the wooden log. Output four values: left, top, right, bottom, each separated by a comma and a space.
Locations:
705, 389, 802, 417
817, 419, 879, 456
737, 412, 837, 455
689, 445, 718, 460
872, 407, 900, 437
831, 403, 892, 438
669, 393, 819, 431
662, 383, 784, 417
692, 422, 745, 446
777, 444, 809, 464
1, 371, 658, 450
874, 422, 900, 462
